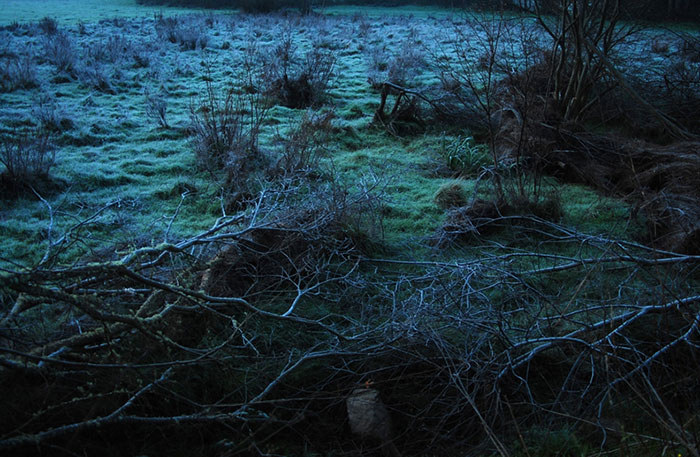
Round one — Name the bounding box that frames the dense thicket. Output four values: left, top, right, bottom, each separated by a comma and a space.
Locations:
134, 0, 477, 11
526, 0, 700, 21
135, 0, 700, 21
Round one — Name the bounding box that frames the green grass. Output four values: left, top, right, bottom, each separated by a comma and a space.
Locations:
0, 0, 651, 271
0, 0, 231, 25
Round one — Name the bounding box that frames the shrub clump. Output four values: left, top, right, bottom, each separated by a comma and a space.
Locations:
43, 31, 77, 75
366, 40, 426, 89
155, 15, 209, 50
0, 129, 56, 196
32, 95, 75, 133
0, 55, 39, 92
189, 74, 270, 210
79, 61, 115, 94
276, 109, 334, 176
144, 88, 169, 128
261, 33, 336, 109
37, 16, 58, 35
190, 86, 264, 169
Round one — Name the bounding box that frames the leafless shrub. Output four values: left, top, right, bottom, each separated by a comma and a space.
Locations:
366, 40, 426, 89
176, 25, 208, 50
79, 60, 115, 94
656, 41, 700, 132
261, 29, 336, 108
365, 43, 390, 88
0, 54, 38, 92
105, 34, 132, 63
144, 87, 169, 128
31, 94, 74, 132
276, 109, 334, 176
433, 13, 509, 165
241, 35, 261, 93
155, 14, 208, 50
356, 15, 372, 37
132, 46, 152, 68
87, 35, 131, 64
37, 16, 58, 35
154, 13, 178, 42
189, 69, 270, 198
0, 129, 56, 189
43, 31, 77, 75
531, 0, 636, 123
85, 39, 109, 62
388, 40, 426, 86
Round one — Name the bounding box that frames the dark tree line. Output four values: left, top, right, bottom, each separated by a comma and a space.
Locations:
136, 0, 700, 21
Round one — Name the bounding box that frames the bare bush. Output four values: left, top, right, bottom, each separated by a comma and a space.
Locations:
276, 109, 334, 176
0, 54, 38, 92
189, 69, 270, 195
106, 34, 131, 62
88, 34, 132, 64
175, 25, 208, 50
0, 129, 56, 188
154, 13, 178, 42
241, 34, 260, 93
365, 43, 391, 88
79, 60, 115, 94
37, 16, 58, 35
32, 94, 75, 132
155, 14, 208, 50
132, 45, 152, 68
529, 0, 636, 123
260, 29, 336, 108
434, 13, 510, 163
654, 33, 700, 133
366, 39, 426, 89
43, 31, 77, 75
144, 87, 169, 128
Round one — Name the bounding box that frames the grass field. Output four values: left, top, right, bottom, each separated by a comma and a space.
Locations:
0, 0, 232, 24
1, 1, 699, 456
0, 0, 637, 267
